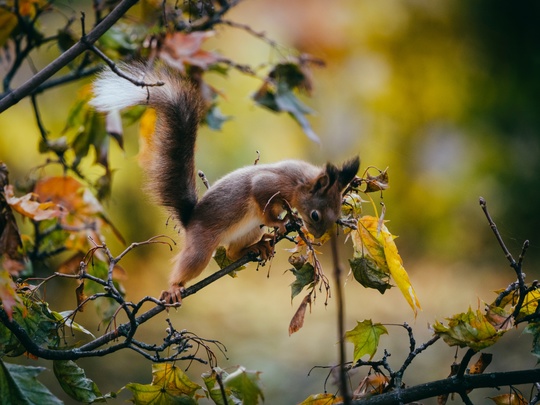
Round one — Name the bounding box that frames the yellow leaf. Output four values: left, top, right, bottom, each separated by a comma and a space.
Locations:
138, 108, 156, 165
298, 393, 343, 404
383, 231, 422, 315
489, 393, 528, 405
151, 363, 201, 397
433, 307, 506, 351
353, 215, 421, 315
0, 10, 17, 47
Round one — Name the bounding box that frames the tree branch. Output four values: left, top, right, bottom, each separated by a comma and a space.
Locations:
345, 369, 540, 405
0, 0, 140, 113
0, 251, 258, 360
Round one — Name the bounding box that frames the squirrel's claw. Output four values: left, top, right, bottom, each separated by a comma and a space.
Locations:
160, 285, 184, 306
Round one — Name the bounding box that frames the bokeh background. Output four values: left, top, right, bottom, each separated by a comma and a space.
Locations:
1, 0, 539, 403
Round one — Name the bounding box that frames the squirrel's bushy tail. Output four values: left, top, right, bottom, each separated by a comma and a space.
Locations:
90, 62, 205, 226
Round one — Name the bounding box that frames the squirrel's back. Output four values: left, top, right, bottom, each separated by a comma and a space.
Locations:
90, 63, 205, 226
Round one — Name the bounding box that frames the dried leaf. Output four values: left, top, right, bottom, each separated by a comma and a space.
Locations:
75, 281, 87, 312
353, 373, 389, 399
488, 393, 528, 405
364, 168, 389, 193
4, 185, 64, 221
289, 294, 311, 335
470, 353, 492, 374
298, 393, 343, 404
159, 31, 221, 73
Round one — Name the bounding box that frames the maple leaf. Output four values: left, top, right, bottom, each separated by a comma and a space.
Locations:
34, 176, 124, 247
123, 363, 201, 404
223, 366, 264, 405
345, 319, 388, 362
433, 307, 507, 351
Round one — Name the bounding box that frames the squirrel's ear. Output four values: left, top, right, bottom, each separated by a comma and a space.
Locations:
337, 156, 360, 190
312, 164, 338, 193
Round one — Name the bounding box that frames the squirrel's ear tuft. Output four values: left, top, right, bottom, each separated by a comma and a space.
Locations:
338, 156, 360, 190
312, 164, 338, 193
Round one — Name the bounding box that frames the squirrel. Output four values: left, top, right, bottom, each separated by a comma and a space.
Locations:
89, 62, 360, 304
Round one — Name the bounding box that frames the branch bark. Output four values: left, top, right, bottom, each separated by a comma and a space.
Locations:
0, 252, 257, 360
346, 369, 540, 405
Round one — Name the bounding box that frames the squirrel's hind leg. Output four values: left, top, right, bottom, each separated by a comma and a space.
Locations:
160, 237, 218, 304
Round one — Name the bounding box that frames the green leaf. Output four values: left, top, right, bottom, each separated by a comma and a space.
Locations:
151, 364, 201, 397
205, 105, 230, 130
349, 256, 392, 294
201, 368, 241, 405
289, 262, 315, 300
523, 322, 540, 360
0, 360, 63, 405
0, 298, 59, 357
124, 383, 197, 405
53, 360, 102, 402
433, 307, 507, 351
223, 366, 264, 405
345, 320, 388, 362
213, 246, 245, 274
122, 363, 201, 405
51, 311, 96, 339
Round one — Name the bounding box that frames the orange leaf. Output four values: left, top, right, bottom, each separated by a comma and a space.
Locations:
4, 185, 64, 221
76, 281, 87, 311
289, 294, 311, 335
159, 31, 221, 73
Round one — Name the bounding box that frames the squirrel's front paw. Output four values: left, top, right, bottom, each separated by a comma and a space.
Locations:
159, 285, 184, 306
250, 235, 275, 261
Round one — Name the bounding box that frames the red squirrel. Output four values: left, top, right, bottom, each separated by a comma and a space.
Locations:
90, 62, 360, 304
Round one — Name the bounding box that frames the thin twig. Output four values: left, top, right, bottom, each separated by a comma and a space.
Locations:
330, 233, 350, 404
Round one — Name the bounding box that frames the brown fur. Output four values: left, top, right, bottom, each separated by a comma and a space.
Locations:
92, 63, 359, 304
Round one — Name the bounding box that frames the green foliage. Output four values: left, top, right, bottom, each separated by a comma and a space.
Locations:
0, 360, 63, 405
433, 307, 507, 351
53, 360, 103, 403
1, 0, 540, 403
289, 261, 315, 300
221, 367, 264, 405
523, 322, 540, 360
344, 320, 388, 362
123, 364, 201, 405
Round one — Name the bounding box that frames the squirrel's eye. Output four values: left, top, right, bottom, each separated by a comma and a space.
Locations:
310, 210, 320, 222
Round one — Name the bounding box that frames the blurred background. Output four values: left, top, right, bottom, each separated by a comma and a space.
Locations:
1, 0, 539, 403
